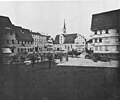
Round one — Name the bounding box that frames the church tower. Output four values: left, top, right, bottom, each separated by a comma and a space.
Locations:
62, 19, 66, 34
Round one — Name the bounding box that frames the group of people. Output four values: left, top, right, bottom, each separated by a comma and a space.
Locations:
9, 51, 69, 69
30, 52, 55, 69
30, 52, 69, 69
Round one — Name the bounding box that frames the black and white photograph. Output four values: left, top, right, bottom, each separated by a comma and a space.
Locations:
0, 0, 120, 100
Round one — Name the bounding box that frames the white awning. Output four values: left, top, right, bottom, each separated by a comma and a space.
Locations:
2, 48, 12, 53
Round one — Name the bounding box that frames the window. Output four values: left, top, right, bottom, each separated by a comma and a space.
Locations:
10, 32, 13, 35
18, 41, 19, 44
7, 39, 9, 44
95, 38, 97, 43
76, 42, 79, 44
100, 30, 102, 34
118, 37, 120, 42
117, 46, 120, 51
99, 46, 103, 51
95, 46, 98, 51
102, 30, 106, 34
97, 31, 100, 35
106, 29, 108, 34
11, 48, 14, 53
18, 48, 20, 52
105, 46, 109, 51
94, 31, 97, 35
65, 45, 66, 49
12, 40, 15, 44
99, 38, 102, 42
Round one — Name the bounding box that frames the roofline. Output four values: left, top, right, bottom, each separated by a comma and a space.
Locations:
92, 9, 120, 16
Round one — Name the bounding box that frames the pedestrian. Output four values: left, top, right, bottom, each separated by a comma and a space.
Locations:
48, 53, 52, 69
60, 53, 62, 62
41, 53, 43, 63
43, 53, 45, 64
66, 53, 68, 61
31, 52, 36, 67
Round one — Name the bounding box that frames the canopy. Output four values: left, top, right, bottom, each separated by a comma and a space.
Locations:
2, 48, 12, 53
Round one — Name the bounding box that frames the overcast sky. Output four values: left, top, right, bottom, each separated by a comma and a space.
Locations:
0, 0, 119, 39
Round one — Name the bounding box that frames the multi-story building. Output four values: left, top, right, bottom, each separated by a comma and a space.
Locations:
31, 32, 47, 52
54, 20, 86, 52
31, 32, 41, 52
0, 16, 16, 55
15, 26, 34, 53
45, 35, 53, 51
86, 39, 93, 51
91, 9, 120, 57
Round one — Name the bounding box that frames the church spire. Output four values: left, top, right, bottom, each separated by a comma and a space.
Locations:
63, 19, 66, 34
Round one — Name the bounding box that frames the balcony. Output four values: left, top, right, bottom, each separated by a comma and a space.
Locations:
91, 33, 119, 38
93, 41, 119, 46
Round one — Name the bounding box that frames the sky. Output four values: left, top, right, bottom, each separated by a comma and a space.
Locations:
0, 0, 119, 39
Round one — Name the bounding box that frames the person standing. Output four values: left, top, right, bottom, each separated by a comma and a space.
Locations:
41, 53, 43, 63
66, 53, 68, 61
48, 53, 52, 69
60, 53, 62, 62
31, 52, 36, 67
43, 53, 45, 64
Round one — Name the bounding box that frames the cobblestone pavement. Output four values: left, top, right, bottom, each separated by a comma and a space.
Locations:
56, 56, 119, 67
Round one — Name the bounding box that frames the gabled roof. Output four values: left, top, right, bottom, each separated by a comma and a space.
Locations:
14, 26, 34, 42
54, 33, 86, 44
87, 39, 92, 43
31, 32, 41, 35
0, 16, 13, 28
54, 35, 60, 44
91, 9, 120, 31
64, 33, 77, 44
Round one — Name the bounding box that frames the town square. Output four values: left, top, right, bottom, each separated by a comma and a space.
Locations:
0, 1, 120, 100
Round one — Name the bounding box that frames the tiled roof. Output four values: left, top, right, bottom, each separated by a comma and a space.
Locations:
64, 33, 77, 44
91, 9, 120, 31
87, 39, 92, 43
31, 32, 41, 35
54, 33, 78, 44
54, 35, 60, 44
15, 26, 34, 42
0, 16, 13, 28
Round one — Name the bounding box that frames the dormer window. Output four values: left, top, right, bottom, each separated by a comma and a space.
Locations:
20, 29, 24, 34
97, 31, 100, 35
106, 29, 108, 34
94, 31, 97, 35
102, 30, 106, 34
100, 30, 102, 34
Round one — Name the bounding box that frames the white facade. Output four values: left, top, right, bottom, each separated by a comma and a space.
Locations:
74, 34, 86, 51
32, 33, 47, 52
54, 33, 86, 52
91, 28, 120, 53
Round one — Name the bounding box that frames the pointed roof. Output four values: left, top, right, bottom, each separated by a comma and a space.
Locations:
14, 26, 34, 42
0, 16, 13, 28
91, 9, 120, 31
63, 19, 66, 34
54, 33, 80, 44
64, 33, 77, 43
63, 19, 66, 29
53, 35, 60, 44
